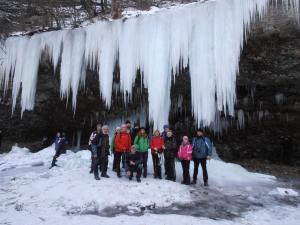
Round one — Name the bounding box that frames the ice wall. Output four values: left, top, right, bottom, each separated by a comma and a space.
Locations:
1, 0, 297, 129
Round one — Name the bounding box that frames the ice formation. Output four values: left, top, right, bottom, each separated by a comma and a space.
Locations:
0, 0, 298, 129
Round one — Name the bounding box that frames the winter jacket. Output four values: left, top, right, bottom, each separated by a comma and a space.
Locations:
115, 131, 132, 153
89, 131, 102, 146
99, 134, 110, 158
192, 136, 212, 159
126, 152, 142, 170
111, 133, 117, 153
134, 135, 149, 152
54, 137, 68, 152
164, 136, 178, 158
150, 136, 164, 154
178, 143, 193, 161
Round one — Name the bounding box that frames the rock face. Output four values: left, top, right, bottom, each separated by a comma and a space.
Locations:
0, 4, 300, 165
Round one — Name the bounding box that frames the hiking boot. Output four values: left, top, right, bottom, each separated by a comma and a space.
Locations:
137, 177, 141, 183
101, 174, 110, 178
129, 176, 133, 181
94, 176, 100, 180
204, 182, 209, 187
117, 174, 122, 178
191, 180, 197, 185
89, 169, 93, 174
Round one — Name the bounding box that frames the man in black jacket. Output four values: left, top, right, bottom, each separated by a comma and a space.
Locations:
164, 130, 177, 181
126, 145, 143, 182
99, 125, 110, 178
89, 123, 103, 180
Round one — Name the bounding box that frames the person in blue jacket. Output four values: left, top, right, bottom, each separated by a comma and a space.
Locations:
191, 129, 212, 186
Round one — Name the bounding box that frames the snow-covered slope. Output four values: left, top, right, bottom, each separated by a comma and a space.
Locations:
0, 146, 299, 225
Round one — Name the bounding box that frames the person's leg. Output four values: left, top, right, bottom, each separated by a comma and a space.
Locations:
93, 158, 100, 179
143, 152, 148, 178
129, 169, 133, 180
136, 167, 142, 182
157, 154, 162, 179
170, 157, 176, 181
112, 153, 117, 171
152, 153, 157, 178
101, 155, 109, 177
115, 152, 122, 177
90, 153, 94, 173
181, 160, 185, 183
165, 157, 170, 179
192, 159, 200, 184
184, 161, 191, 184
200, 158, 208, 185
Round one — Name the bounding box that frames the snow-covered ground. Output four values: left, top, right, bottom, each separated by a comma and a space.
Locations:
0, 146, 299, 225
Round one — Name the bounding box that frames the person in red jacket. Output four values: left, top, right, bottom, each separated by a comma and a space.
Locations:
150, 130, 165, 179
115, 124, 132, 177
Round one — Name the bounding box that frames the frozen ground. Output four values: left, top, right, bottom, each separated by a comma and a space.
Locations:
0, 146, 299, 225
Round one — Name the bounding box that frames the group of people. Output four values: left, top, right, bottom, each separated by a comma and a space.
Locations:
88, 120, 213, 186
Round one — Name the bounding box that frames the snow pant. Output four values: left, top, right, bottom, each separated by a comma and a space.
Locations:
112, 152, 117, 171
193, 158, 208, 183
181, 160, 191, 185
115, 152, 124, 176
165, 156, 176, 181
138, 151, 148, 177
100, 155, 109, 176
128, 166, 142, 179
152, 153, 162, 178
51, 149, 61, 166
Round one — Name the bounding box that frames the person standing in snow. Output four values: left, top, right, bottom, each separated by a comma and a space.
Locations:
150, 130, 164, 179
134, 127, 149, 178
98, 125, 110, 178
178, 136, 193, 185
89, 123, 103, 180
111, 126, 121, 172
164, 130, 178, 181
115, 124, 132, 177
161, 124, 170, 175
50, 132, 68, 168
191, 129, 212, 186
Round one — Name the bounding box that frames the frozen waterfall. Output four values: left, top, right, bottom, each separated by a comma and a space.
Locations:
1, 0, 297, 129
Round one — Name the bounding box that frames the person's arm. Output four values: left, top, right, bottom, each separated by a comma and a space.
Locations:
146, 138, 150, 150
205, 138, 213, 158
134, 136, 138, 146
111, 135, 115, 153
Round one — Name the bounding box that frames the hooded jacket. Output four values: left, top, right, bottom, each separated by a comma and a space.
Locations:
115, 131, 132, 153
192, 136, 212, 159
134, 135, 149, 152
150, 136, 164, 154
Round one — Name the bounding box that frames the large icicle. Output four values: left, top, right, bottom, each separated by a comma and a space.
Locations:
0, 0, 291, 130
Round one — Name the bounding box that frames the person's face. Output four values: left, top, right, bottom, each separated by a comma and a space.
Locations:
57, 132, 61, 137
154, 131, 160, 137
197, 131, 203, 136
116, 128, 121, 133
164, 128, 169, 132
102, 127, 109, 134
131, 148, 136, 154
127, 123, 131, 129
167, 131, 172, 137
140, 129, 145, 134
97, 125, 102, 132
183, 137, 189, 143
121, 126, 127, 132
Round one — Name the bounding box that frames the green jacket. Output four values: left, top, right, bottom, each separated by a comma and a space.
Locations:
134, 135, 149, 152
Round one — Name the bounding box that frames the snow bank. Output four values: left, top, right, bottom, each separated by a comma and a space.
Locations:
0, 146, 298, 225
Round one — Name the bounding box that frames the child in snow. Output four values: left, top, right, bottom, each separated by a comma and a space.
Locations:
150, 130, 164, 179
126, 145, 143, 183
134, 127, 149, 178
178, 136, 193, 185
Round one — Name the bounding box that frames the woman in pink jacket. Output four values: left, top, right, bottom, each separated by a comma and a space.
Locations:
177, 136, 193, 185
